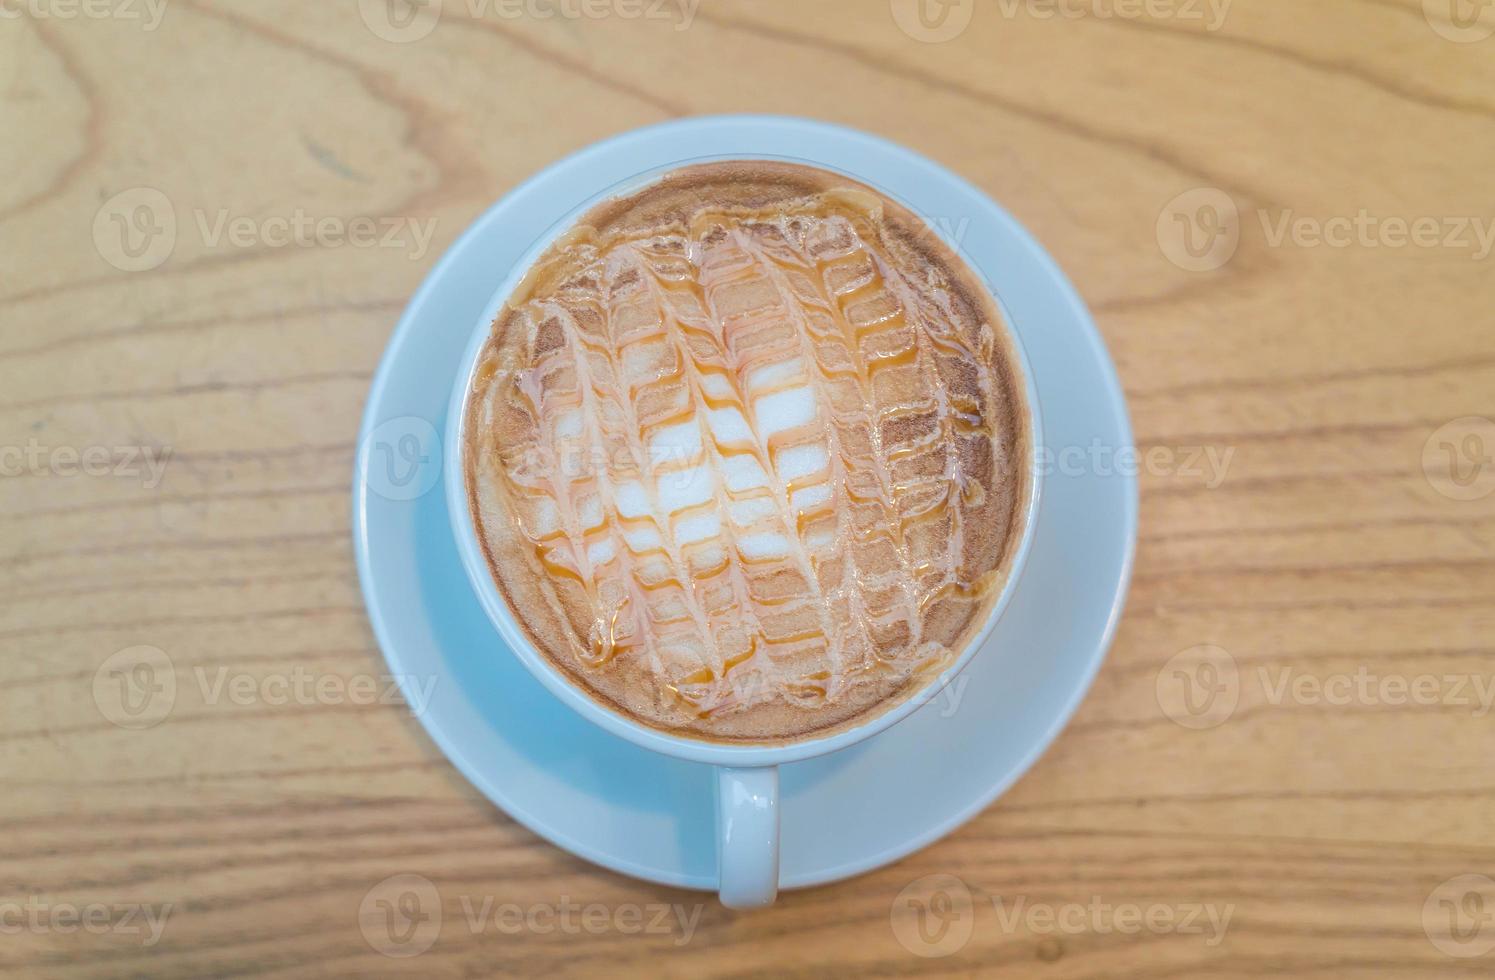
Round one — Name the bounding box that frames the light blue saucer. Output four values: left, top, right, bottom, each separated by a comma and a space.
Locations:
353, 116, 1136, 891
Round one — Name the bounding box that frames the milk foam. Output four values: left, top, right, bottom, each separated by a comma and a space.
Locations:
465, 162, 1027, 742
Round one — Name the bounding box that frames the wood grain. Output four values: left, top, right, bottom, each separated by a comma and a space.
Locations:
3, 0, 1493, 975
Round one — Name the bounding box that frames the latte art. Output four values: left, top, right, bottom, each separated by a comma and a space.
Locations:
464, 162, 1029, 743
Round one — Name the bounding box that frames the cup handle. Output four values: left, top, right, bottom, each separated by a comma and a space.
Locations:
716, 766, 779, 909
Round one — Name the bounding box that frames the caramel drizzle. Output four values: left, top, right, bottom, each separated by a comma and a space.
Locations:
492, 195, 998, 718
730, 223, 924, 668
626, 243, 831, 715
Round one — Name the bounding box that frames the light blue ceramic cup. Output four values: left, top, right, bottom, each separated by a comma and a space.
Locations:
445, 149, 1042, 909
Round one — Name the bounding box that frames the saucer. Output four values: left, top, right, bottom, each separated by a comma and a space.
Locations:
353, 116, 1136, 891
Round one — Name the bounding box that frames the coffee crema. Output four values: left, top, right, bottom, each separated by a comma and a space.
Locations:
464, 161, 1029, 744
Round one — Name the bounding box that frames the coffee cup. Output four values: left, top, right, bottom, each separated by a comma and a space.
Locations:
444, 155, 1042, 908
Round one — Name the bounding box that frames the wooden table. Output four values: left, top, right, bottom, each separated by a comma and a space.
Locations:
5, 1, 1493, 975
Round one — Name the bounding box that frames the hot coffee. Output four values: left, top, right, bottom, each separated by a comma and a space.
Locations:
462, 160, 1030, 744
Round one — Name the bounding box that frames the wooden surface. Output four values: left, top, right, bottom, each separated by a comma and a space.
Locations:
4, 1, 1494, 976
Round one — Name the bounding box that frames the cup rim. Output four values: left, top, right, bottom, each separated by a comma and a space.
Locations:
443, 142, 1044, 768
